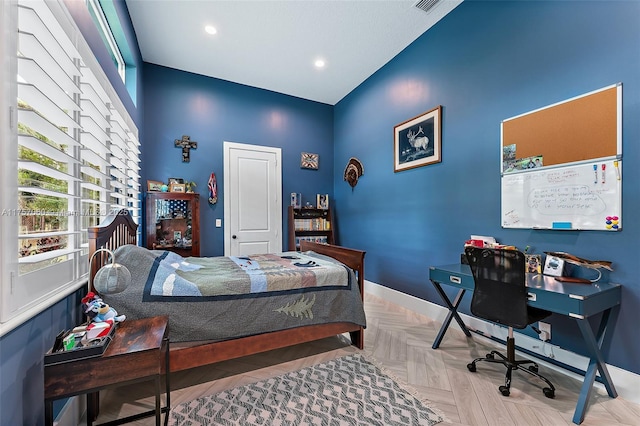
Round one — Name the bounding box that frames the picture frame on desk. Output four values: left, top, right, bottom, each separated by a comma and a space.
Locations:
525, 254, 542, 273
543, 254, 566, 277
394, 105, 442, 172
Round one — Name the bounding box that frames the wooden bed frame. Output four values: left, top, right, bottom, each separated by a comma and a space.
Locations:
88, 209, 365, 373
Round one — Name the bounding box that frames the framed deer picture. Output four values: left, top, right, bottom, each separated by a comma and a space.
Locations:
394, 105, 442, 172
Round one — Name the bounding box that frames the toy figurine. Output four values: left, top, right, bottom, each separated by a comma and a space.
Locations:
82, 292, 126, 323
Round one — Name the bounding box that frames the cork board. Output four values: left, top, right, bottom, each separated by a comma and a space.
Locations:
501, 84, 621, 170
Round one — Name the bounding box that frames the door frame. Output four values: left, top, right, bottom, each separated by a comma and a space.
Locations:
223, 141, 282, 256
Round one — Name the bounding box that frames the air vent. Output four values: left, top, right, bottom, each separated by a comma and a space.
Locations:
413, 0, 440, 14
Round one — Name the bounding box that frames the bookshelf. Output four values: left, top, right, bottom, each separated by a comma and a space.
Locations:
146, 192, 200, 256
288, 206, 335, 251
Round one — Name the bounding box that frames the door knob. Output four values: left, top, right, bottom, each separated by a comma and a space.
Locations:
232, 235, 237, 239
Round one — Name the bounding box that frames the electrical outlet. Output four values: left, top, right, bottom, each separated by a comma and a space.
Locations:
539, 321, 551, 341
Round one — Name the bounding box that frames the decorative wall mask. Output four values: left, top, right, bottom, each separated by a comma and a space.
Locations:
344, 157, 364, 188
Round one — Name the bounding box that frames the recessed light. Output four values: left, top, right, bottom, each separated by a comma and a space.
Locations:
205, 25, 217, 35
314, 59, 326, 69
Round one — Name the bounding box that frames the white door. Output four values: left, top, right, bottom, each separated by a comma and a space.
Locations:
223, 142, 282, 256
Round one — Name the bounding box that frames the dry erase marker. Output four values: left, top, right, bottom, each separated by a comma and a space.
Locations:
614, 160, 621, 180
601, 164, 606, 184
593, 165, 597, 183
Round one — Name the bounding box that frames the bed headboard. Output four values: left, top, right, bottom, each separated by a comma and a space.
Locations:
87, 209, 138, 291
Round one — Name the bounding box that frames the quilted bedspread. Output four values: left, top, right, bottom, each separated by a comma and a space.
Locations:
102, 245, 366, 342
143, 250, 349, 298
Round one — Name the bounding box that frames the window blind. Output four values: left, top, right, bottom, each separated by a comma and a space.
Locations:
1, 0, 140, 324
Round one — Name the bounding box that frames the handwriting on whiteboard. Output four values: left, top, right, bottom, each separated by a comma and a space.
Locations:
527, 185, 605, 215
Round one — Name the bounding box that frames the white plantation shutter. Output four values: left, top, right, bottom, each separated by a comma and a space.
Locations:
110, 107, 141, 224
1, 0, 140, 326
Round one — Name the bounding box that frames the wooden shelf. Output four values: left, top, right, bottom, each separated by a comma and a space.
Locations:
146, 192, 200, 256
288, 206, 335, 251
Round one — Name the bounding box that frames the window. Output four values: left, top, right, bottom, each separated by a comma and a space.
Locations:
86, 0, 126, 82
0, 0, 140, 329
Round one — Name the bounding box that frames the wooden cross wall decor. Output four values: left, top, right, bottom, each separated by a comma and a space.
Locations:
175, 135, 198, 162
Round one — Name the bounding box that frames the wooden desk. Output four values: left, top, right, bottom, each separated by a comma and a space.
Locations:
44, 316, 170, 426
429, 264, 621, 425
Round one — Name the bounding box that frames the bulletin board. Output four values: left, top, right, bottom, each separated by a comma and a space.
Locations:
501, 84, 621, 169
500, 84, 622, 230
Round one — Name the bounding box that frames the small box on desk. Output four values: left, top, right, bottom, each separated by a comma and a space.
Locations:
44, 325, 115, 366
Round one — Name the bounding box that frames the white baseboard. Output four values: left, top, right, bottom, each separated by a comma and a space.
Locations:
364, 280, 640, 405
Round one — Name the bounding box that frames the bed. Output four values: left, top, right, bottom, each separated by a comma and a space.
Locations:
88, 209, 366, 373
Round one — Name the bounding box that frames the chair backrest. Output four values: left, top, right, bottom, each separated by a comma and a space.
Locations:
464, 247, 530, 329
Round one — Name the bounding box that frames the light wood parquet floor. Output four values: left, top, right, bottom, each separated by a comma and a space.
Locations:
94, 293, 640, 425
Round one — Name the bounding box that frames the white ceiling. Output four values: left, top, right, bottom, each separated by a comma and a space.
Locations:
125, 0, 463, 105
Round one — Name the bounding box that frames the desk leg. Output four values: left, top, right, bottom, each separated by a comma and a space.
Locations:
155, 376, 161, 426
164, 337, 170, 426
87, 393, 95, 426
572, 306, 620, 425
45, 400, 53, 426
431, 280, 471, 349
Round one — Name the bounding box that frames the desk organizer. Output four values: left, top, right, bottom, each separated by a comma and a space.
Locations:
44, 325, 116, 366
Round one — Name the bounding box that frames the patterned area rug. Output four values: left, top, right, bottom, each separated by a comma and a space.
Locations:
170, 353, 444, 425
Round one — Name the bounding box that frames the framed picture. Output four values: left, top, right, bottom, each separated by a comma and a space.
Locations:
316, 194, 329, 210
525, 254, 542, 274
301, 152, 319, 170
394, 105, 442, 172
170, 183, 186, 193
543, 255, 566, 277
147, 180, 163, 191
168, 177, 184, 185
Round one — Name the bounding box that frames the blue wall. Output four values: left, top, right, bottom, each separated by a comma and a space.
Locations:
141, 64, 335, 255
2, 2, 639, 424
334, 0, 639, 373
0, 292, 84, 425
0, 1, 143, 424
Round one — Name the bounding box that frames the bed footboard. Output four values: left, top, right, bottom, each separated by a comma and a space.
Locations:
299, 241, 366, 349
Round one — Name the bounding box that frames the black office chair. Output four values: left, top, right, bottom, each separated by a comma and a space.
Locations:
464, 246, 556, 398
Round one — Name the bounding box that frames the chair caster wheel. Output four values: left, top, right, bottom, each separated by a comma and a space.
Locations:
467, 363, 476, 372
528, 365, 538, 373
543, 387, 555, 399
486, 353, 494, 359
499, 385, 510, 396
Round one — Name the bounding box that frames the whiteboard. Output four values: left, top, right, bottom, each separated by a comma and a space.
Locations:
501, 160, 622, 230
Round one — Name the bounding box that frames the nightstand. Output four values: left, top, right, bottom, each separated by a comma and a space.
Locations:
44, 316, 170, 426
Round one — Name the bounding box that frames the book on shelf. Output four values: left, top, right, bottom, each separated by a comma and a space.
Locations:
295, 236, 328, 247
294, 218, 331, 231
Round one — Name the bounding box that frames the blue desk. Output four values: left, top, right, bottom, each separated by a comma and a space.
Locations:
429, 263, 621, 425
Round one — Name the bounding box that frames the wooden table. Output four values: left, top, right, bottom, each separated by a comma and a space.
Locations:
44, 316, 170, 426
